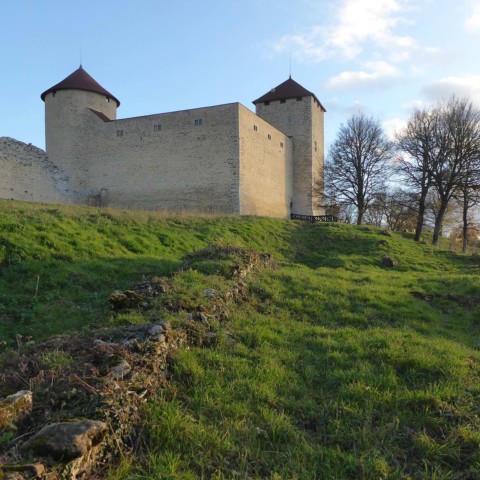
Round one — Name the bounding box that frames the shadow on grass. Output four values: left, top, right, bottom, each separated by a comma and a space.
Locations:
0, 256, 181, 344
289, 223, 377, 269
288, 222, 480, 272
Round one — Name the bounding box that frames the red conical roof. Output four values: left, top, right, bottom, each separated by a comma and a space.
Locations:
253, 77, 325, 111
41, 66, 120, 106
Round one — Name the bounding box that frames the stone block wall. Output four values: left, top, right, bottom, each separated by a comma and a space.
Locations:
75, 103, 241, 213
238, 105, 293, 218
256, 96, 324, 216
0, 137, 69, 204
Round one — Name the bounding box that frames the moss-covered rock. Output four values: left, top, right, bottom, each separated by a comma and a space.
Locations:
0, 391, 32, 431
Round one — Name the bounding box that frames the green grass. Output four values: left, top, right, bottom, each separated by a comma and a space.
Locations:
0, 200, 295, 341
1, 199, 480, 479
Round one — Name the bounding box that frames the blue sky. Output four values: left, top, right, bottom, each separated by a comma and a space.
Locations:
2, 0, 480, 151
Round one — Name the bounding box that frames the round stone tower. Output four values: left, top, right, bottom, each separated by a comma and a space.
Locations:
41, 66, 120, 191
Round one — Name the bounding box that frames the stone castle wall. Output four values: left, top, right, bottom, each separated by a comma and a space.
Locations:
81, 103, 241, 213
44, 89, 117, 196
311, 97, 325, 213
62, 104, 239, 213
0, 137, 69, 204
42, 97, 297, 217
1, 80, 323, 218
256, 96, 324, 216
238, 105, 293, 217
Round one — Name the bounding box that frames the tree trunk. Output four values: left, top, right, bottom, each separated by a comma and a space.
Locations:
414, 190, 428, 242
462, 195, 469, 253
432, 200, 448, 245
356, 199, 365, 225
356, 208, 364, 225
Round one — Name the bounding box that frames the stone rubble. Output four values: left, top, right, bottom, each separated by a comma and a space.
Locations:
21, 420, 107, 461
0, 245, 274, 479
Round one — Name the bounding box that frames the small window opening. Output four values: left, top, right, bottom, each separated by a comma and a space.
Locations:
296, 96, 302, 101
254, 125, 258, 131
280, 99, 286, 104
154, 124, 162, 131
52, 91, 56, 97
195, 119, 203, 126
106, 96, 110, 103
264, 101, 270, 106
280, 142, 284, 148
117, 130, 123, 137
268, 134, 271, 140
314, 141, 318, 152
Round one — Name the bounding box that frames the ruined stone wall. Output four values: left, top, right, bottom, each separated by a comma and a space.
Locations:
75, 103, 241, 213
0, 137, 69, 204
256, 96, 325, 216
238, 105, 293, 218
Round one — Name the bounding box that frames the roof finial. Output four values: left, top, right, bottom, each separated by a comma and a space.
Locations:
79, 46, 83, 69
289, 53, 292, 79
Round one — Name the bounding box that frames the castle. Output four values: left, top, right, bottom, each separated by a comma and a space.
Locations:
0, 67, 325, 218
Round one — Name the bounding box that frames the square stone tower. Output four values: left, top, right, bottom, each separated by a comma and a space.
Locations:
253, 77, 325, 216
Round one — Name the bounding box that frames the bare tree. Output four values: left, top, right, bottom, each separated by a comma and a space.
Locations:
396, 107, 440, 241
314, 175, 355, 223
363, 191, 385, 227
430, 97, 480, 245
384, 189, 419, 231
425, 189, 459, 239
453, 153, 480, 252
325, 113, 394, 225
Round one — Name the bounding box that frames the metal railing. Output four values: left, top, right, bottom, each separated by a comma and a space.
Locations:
291, 213, 339, 223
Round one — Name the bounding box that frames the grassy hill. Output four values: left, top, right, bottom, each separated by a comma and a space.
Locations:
1, 200, 480, 479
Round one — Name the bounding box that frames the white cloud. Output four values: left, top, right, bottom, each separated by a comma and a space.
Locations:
326, 0, 408, 59
465, 1, 480, 34
269, 0, 445, 75
271, 27, 326, 63
422, 75, 480, 105
269, 0, 437, 62
324, 61, 398, 89
383, 117, 407, 140
344, 100, 370, 115
400, 99, 429, 111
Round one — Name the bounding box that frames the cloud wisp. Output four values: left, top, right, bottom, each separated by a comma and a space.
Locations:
422, 75, 480, 105
465, 1, 480, 34
324, 61, 398, 90
269, 0, 443, 90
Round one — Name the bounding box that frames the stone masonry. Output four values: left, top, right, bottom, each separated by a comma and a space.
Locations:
0, 68, 325, 218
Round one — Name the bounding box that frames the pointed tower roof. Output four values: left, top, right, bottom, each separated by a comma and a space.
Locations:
41, 66, 120, 106
253, 77, 325, 111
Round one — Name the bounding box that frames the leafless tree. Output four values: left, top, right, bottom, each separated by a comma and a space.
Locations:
314, 175, 355, 223
325, 113, 394, 225
363, 189, 419, 231
424, 189, 458, 238
453, 152, 480, 252
363, 192, 385, 227
396, 107, 440, 241
449, 216, 480, 252
430, 96, 480, 245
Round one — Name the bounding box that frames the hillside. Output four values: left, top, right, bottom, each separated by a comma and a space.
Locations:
1, 200, 480, 479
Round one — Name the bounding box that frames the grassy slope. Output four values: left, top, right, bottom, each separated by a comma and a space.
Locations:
1, 200, 480, 479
